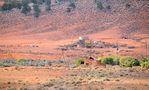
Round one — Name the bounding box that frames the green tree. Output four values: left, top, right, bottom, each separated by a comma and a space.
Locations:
21, 0, 31, 15
45, 0, 51, 12
33, 4, 40, 17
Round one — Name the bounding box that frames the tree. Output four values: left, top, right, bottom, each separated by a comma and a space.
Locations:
45, 0, 51, 12
21, 0, 31, 15
33, 4, 40, 17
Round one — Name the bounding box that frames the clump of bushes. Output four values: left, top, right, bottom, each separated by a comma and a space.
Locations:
119, 56, 140, 67
140, 58, 149, 68
74, 58, 85, 66
0, 59, 16, 67
98, 56, 141, 67
99, 56, 113, 65
98, 56, 120, 65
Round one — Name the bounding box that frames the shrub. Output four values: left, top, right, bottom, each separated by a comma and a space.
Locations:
140, 58, 149, 68
99, 56, 113, 65
119, 56, 139, 67
85, 42, 92, 48
106, 5, 111, 10
16, 58, 28, 65
69, 2, 76, 9
31, 0, 38, 4
96, 1, 103, 10
112, 56, 120, 65
75, 58, 85, 66
98, 56, 120, 65
33, 4, 40, 17
0, 59, 16, 67
126, 3, 131, 8
45, 0, 51, 11
1, 0, 22, 11
21, 0, 31, 15
66, 7, 71, 12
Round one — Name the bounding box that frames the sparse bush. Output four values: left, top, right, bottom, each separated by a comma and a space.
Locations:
55, 0, 62, 5
69, 2, 76, 9
16, 58, 28, 65
66, 7, 71, 12
106, 5, 111, 10
33, 4, 40, 17
31, 0, 37, 4
119, 56, 139, 67
67, 0, 76, 12
85, 42, 93, 48
140, 58, 149, 68
21, 0, 31, 15
96, 1, 103, 10
31, 0, 45, 4
1, 0, 22, 11
75, 58, 85, 66
45, 0, 51, 11
0, 59, 16, 67
126, 3, 131, 8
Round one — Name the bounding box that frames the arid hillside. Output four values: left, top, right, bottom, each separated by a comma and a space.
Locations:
0, 0, 148, 59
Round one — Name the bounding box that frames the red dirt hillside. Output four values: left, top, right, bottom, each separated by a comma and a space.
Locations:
0, 0, 148, 59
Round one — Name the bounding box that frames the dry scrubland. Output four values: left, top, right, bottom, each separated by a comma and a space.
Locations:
0, 0, 149, 90
0, 64, 149, 90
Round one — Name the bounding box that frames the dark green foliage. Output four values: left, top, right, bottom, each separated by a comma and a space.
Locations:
45, 0, 51, 11
1, 0, 22, 11
98, 56, 120, 65
96, 1, 103, 10
31, 0, 38, 4
119, 56, 139, 67
21, 0, 31, 15
75, 58, 85, 66
31, 0, 45, 4
100, 56, 113, 65
1, 3, 13, 11
33, 4, 41, 17
69, 2, 76, 9
67, 0, 76, 12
